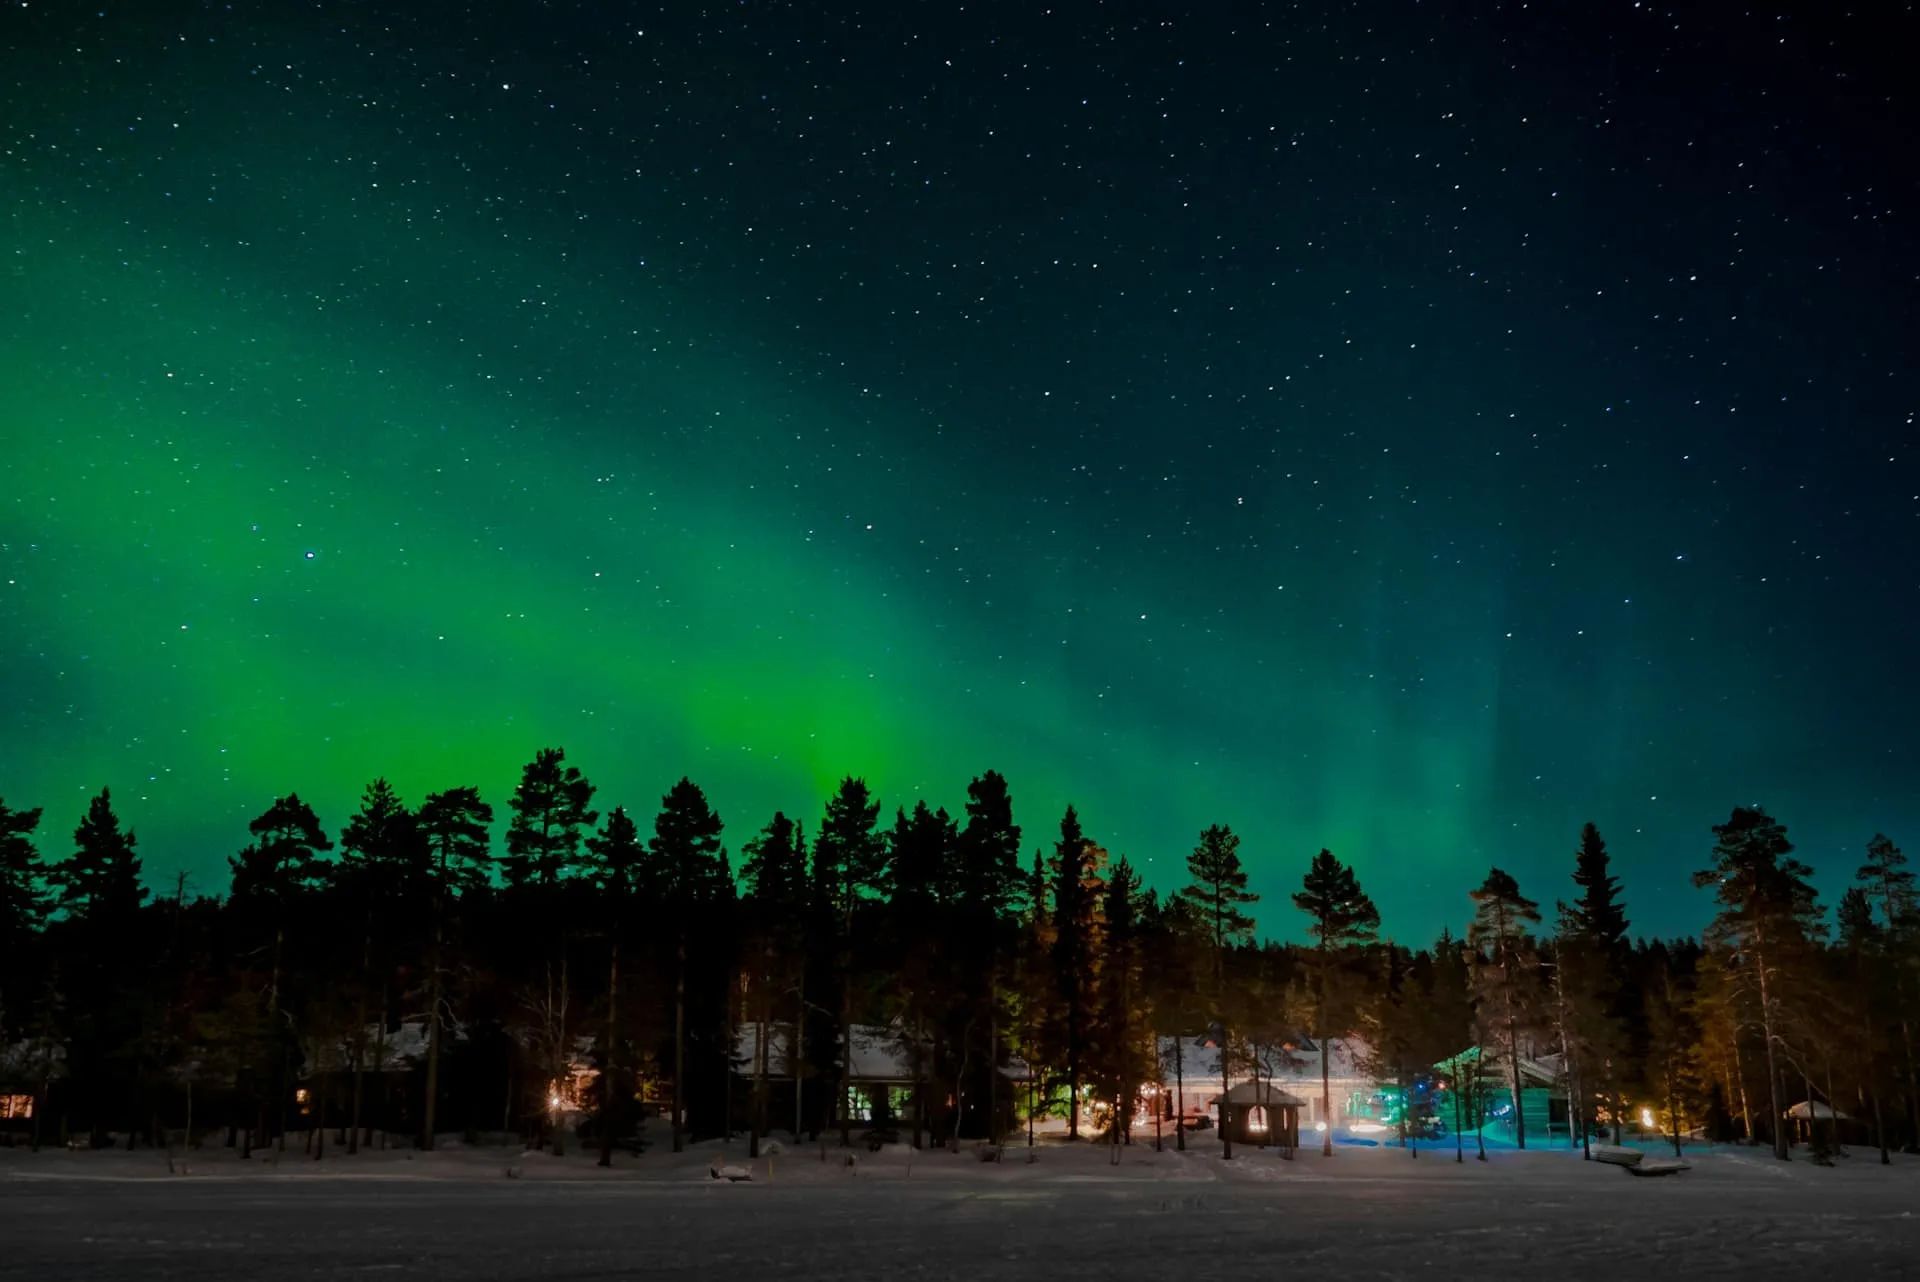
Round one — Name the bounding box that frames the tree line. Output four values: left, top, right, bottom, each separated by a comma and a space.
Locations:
1, 752, 1915, 1167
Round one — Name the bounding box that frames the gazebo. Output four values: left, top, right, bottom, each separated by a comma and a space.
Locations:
1212, 1080, 1304, 1149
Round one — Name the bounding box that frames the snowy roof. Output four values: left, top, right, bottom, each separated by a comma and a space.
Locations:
304, 1020, 451, 1075
1785, 1100, 1850, 1120
733, 1023, 925, 1083
1435, 1045, 1561, 1089
1155, 1034, 1375, 1084
1217, 1080, 1308, 1108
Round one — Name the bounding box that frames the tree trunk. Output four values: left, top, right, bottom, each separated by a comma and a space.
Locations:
1503, 948, 1525, 1150
989, 1007, 1000, 1146
1825, 1058, 1842, 1158
910, 1007, 925, 1151
1175, 1035, 1186, 1151
1730, 1040, 1753, 1142
1753, 933, 1788, 1160
598, 938, 619, 1168
1219, 1028, 1233, 1161
673, 934, 686, 1153
1452, 1063, 1463, 1163
1319, 1031, 1333, 1157
792, 979, 805, 1142
314, 1071, 327, 1160
750, 978, 767, 1159
421, 910, 444, 1153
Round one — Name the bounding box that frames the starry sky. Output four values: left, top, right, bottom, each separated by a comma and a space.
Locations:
3, 1, 1915, 942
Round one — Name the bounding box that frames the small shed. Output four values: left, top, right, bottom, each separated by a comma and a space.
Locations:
1211, 1080, 1305, 1148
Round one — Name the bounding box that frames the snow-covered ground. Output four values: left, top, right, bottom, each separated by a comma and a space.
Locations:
5, 1134, 1918, 1278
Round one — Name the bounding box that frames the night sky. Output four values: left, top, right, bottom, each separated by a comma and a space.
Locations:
4, 2, 1915, 942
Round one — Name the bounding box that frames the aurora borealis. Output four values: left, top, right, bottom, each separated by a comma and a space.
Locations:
3, 2, 1914, 941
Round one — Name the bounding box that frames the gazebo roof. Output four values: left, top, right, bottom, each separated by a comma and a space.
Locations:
1214, 1080, 1307, 1108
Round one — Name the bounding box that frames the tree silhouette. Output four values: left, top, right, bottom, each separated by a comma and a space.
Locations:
0, 798, 48, 1021
1179, 823, 1256, 1158
61, 787, 149, 924
1554, 823, 1632, 1149
1047, 805, 1105, 1139
1694, 807, 1822, 1160
503, 748, 597, 890
811, 777, 882, 1145
1468, 867, 1540, 1149
1293, 848, 1379, 1155
584, 805, 645, 1166
648, 777, 730, 1153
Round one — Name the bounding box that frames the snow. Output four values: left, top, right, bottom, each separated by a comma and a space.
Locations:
5, 1134, 1920, 1277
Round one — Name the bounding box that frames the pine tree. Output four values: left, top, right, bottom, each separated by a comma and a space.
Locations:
417, 787, 494, 899
584, 806, 645, 1166
954, 771, 1023, 1143
413, 785, 493, 1152
229, 793, 332, 907
0, 798, 48, 1023
1856, 833, 1919, 1144
1179, 823, 1256, 1158
1693, 807, 1823, 1160
503, 747, 598, 889
742, 811, 809, 1146
885, 801, 953, 1148
1144, 892, 1206, 1151
648, 777, 730, 1152
812, 777, 882, 1144
229, 793, 328, 1151
742, 811, 810, 916
1468, 867, 1541, 1149
1293, 848, 1379, 1155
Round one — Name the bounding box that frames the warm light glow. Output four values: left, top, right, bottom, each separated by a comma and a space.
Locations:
1314, 1121, 1328, 1133
1641, 1108, 1656, 1129
1348, 1120, 1389, 1135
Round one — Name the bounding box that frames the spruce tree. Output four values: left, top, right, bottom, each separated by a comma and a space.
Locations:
337, 779, 422, 1153
1048, 805, 1106, 1139
1292, 848, 1379, 1155
1094, 856, 1148, 1148
62, 787, 149, 923
1554, 822, 1632, 1147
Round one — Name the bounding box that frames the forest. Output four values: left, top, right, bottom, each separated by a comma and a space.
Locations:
0, 746, 1913, 1168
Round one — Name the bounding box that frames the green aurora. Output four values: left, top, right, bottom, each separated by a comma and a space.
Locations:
4, 4, 1913, 940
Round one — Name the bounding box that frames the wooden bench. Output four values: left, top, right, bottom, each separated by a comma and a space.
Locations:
1595, 1144, 1689, 1176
